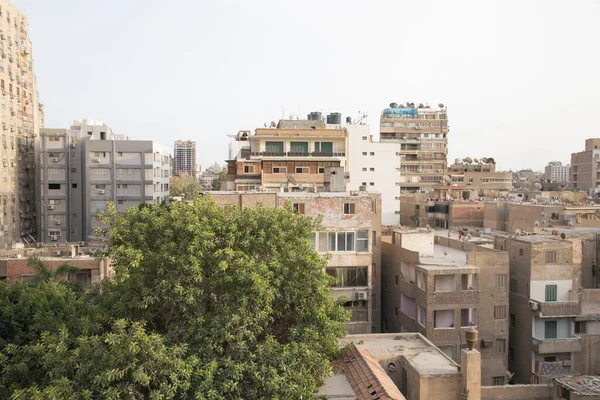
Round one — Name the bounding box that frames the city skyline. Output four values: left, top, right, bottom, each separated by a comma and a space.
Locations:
13, 0, 599, 171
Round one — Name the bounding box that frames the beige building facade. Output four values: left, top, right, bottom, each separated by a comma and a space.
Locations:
380, 103, 448, 193
0, 1, 40, 248
571, 138, 600, 192
210, 190, 382, 334
381, 230, 509, 386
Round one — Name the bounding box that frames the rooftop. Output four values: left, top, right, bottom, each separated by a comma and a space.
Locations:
339, 333, 460, 376
555, 376, 600, 396
420, 244, 468, 266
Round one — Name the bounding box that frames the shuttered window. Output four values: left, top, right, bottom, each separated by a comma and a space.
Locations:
544, 321, 557, 339
545, 284, 557, 302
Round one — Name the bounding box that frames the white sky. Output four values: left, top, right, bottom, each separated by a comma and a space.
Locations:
14, 0, 600, 171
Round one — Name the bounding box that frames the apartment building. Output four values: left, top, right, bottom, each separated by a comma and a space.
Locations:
571, 139, 600, 192
0, 1, 41, 248
226, 116, 348, 192
494, 235, 600, 384
400, 194, 485, 228
447, 159, 513, 197
173, 140, 196, 178
37, 119, 172, 243
381, 230, 509, 386
210, 190, 382, 334
545, 161, 571, 184
380, 103, 448, 193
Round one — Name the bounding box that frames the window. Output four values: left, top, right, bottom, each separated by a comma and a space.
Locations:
545, 320, 557, 339
356, 230, 368, 252
118, 200, 124, 205
492, 377, 505, 386
48, 183, 60, 190
395, 275, 398, 286
71, 183, 77, 188
369, 167, 375, 171
362, 136, 367, 140
243, 165, 255, 174
546, 251, 557, 264
495, 274, 507, 288
292, 203, 305, 214
434, 310, 454, 328
372, 231, 376, 246
48, 229, 61, 237
362, 167, 367, 171
575, 321, 586, 334
337, 232, 355, 251
369, 152, 375, 156
372, 201, 377, 213
395, 307, 398, 317
372, 263, 376, 279
343, 203, 355, 215
510, 278, 517, 293
544, 356, 556, 362
545, 284, 557, 302
48, 136, 59, 142
362, 152, 367, 156
290, 142, 308, 154
265, 141, 284, 155
519, 248, 524, 256
510, 313, 516, 328
117, 152, 123, 157
509, 348, 515, 363
91, 168, 107, 175
95, 184, 106, 189
314, 142, 333, 153
325, 267, 368, 287
127, 169, 134, 175
273, 166, 286, 174
295, 167, 309, 174
318, 167, 325, 174
496, 339, 506, 353
118, 169, 124, 175
494, 305, 507, 320
369, 182, 375, 186
118, 184, 128, 189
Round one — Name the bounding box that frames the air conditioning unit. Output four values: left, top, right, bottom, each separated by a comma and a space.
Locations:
54, 251, 61, 256
92, 158, 100, 163
47, 205, 54, 210
528, 300, 539, 310
54, 220, 61, 225
69, 144, 76, 148
97, 190, 105, 195
52, 158, 59, 162
50, 235, 57, 241
78, 241, 85, 247
481, 339, 492, 348
357, 291, 368, 300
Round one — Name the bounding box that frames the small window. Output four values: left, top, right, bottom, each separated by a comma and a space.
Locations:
496, 339, 506, 353
369, 152, 375, 156
395, 307, 398, 316
362, 136, 367, 140
575, 321, 586, 334
519, 248, 524, 256
510, 278, 517, 293
545, 320, 557, 339
495, 274, 507, 288
117, 152, 123, 156
510, 313, 516, 328
117, 200, 124, 205
372, 201, 377, 213
395, 275, 398, 286
243, 165, 255, 174
546, 251, 557, 264
509, 348, 515, 363
48, 183, 60, 190
292, 203, 305, 214
362, 167, 367, 171
318, 167, 325, 174
369, 167, 375, 171
362, 152, 367, 156
295, 167, 309, 174
71, 183, 77, 188
343, 203, 355, 215
273, 166, 286, 174
545, 284, 557, 302
494, 305, 507, 320
369, 182, 374, 186
492, 377, 505, 386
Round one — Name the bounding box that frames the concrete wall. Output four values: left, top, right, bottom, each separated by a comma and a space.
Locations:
481, 384, 551, 400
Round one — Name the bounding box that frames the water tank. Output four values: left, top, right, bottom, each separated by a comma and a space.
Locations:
308, 111, 322, 121
346, 116, 352, 124
329, 112, 342, 125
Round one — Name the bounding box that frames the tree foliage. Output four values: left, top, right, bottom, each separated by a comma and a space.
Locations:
210, 171, 226, 191
0, 197, 348, 398
169, 173, 202, 199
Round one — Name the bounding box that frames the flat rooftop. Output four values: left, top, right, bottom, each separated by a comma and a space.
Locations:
339, 333, 459, 376
420, 244, 468, 266
502, 234, 566, 244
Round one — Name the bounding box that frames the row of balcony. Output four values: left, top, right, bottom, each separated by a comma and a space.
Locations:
250, 151, 345, 157
532, 336, 582, 354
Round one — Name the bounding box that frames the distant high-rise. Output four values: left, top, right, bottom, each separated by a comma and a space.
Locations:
544, 161, 570, 183
173, 140, 196, 178
380, 103, 449, 193
0, 1, 42, 248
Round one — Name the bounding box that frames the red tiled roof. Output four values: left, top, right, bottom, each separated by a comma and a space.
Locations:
335, 344, 406, 400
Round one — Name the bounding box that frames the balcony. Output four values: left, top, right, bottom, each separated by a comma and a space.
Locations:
532, 336, 582, 354
250, 151, 345, 158
536, 300, 580, 317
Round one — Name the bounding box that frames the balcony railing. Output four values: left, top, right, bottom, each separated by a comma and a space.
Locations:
537, 300, 580, 317
250, 151, 345, 157
532, 336, 582, 354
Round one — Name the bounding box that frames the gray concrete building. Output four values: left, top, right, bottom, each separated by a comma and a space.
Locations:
37, 119, 171, 244
381, 230, 510, 386
173, 139, 196, 178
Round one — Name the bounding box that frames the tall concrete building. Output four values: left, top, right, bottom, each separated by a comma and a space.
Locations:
544, 161, 570, 184
173, 140, 196, 178
0, 1, 41, 248
494, 234, 600, 384
382, 230, 510, 386
37, 119, 172, 244
571, 139, 600, 192
380, 103, 448, 194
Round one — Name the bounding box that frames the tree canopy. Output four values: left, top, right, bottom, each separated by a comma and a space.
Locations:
0, 197, 348, 398
170, 173, 202, 199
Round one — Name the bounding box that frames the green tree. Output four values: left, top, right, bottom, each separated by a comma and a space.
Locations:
96, 197, 348, 398
210, 171, 226, 191
170, 173, 202, 199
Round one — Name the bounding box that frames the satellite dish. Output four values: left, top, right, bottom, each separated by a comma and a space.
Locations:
286, 173, 297, 185
574, 191, 588, 203
297, 184, 304, 191
389, 102, 398, 108
481, 157, 489, 163
443, 175, 452, 183
270, 121, 276, 127
535, 182, 542, 190
418, 103, 424, 108
560, 191, 575, 203
560, 233, 566, 239
473, 158, 479, 164
438, 103, 444, 108
534, 220, 540, 227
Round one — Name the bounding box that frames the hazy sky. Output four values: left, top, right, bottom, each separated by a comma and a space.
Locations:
14, 0, 600, 171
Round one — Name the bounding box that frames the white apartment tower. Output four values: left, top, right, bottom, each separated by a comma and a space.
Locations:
544, 161, 570, 183
0, 1, 41, 247
37, 120, 172, 244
